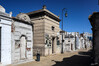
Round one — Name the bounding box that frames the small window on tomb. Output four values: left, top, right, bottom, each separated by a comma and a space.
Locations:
51, 26, 55, 31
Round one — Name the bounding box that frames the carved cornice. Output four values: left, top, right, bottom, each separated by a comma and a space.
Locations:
26, 9, 61, 22
0, 14, 12, 21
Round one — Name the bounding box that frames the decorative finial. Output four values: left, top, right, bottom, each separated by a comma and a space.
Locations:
9, 12, 12, 17
42, 5, 46, 9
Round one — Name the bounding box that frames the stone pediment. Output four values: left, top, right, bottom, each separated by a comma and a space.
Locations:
16, 13, 31, 22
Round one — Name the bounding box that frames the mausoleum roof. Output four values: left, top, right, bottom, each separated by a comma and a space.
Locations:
26, 6, 61, 22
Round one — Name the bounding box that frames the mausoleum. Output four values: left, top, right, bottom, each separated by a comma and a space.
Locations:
0, 5, 12, 65
11, 13, 34, 64
27, 5, 61, 56
0, 5, 34, 65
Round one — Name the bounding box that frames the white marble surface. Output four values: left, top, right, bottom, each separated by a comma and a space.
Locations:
0, 18, 12, 65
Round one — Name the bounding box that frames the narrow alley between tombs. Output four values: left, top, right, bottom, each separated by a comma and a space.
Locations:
9, 49, 91, 66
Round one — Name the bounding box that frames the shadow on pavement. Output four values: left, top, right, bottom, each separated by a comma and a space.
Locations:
78, 49, 92, 56
52, 50, 92, 66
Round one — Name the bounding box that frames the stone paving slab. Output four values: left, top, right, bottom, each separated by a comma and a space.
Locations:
7, 49, 90, 66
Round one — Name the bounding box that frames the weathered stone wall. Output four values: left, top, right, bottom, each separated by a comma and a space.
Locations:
31, 15, 61, 56
44, 15, 61, 55
11, 21, 33, 63
63, 38, 76, 52
32, 18, 45, 45
31, 17, 45, 56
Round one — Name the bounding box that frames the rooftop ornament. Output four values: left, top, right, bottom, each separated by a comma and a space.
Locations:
42, 5, 46, 9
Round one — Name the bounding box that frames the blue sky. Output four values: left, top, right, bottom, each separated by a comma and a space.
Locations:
0, 0, 99, 33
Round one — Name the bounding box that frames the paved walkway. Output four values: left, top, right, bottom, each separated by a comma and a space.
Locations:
8, 49, 91, 66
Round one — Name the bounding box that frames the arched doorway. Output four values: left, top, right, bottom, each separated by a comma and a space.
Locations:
20, 35, 27, 59
52, 37, 55, 53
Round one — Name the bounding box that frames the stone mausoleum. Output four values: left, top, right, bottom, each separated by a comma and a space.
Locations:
11, 13, 34, 64
27, 5, 61, 56
63, 32, 77, 52
0, 5, 12, 65
0, 5, 34, 65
